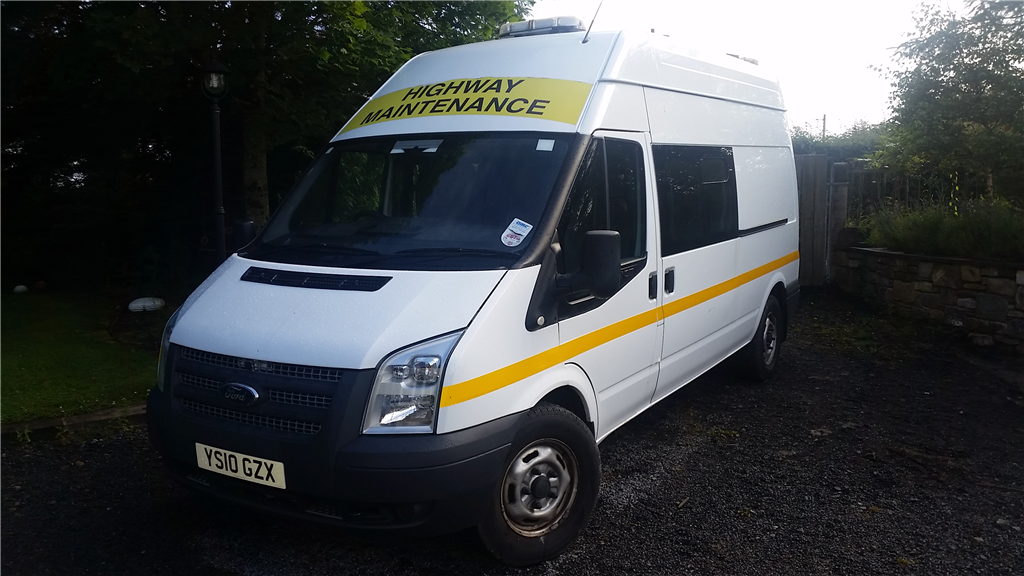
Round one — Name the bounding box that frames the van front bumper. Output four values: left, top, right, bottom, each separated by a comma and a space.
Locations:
147, 383, 522, 536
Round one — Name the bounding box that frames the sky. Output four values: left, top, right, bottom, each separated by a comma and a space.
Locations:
527, 0, 945, 135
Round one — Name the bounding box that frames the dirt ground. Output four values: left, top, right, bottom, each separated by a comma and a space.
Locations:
2, 289, 1022, 575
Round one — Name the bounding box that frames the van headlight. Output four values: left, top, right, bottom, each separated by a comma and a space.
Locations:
155, 261, 227, 392
156, 307, 181, 392
362, 331, 462, 434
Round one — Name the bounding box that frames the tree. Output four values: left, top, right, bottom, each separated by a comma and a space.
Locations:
880, 0, 1024, 202
790, 121, 887, 162
32, 1, 532, 226
1, 1, 531, 294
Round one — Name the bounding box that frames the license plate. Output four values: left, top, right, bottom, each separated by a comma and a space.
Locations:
195, 443, 287, 489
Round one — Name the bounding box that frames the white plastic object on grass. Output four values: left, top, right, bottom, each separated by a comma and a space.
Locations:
128, 297, 166, 312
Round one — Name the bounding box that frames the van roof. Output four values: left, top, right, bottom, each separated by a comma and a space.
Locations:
334, 29, 785, 141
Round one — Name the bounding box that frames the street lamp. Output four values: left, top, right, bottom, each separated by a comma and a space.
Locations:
201, 60, 229, 264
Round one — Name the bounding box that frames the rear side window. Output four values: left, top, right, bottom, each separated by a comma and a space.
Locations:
558, 137, 647, 274
653, 146, 738, 256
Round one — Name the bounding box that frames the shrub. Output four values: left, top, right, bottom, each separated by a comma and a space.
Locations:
862, 199, 1024, 261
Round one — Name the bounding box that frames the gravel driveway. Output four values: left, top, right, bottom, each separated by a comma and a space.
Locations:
3, 289, 1022, 575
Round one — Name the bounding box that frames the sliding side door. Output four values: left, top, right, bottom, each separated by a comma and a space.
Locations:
651, 145, 741, 402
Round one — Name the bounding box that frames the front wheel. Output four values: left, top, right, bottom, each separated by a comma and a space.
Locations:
477, 403, 600, 566
743, 295, 782, 381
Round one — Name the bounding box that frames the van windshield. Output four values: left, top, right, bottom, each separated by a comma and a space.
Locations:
247, 132, 573, 270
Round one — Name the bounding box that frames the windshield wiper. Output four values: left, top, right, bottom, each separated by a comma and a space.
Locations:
396, 247, 515, 257
260, 241, 380, 255
315, 244, 380, 255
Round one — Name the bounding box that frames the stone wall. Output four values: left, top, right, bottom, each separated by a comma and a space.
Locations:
832, 246, 1024, 350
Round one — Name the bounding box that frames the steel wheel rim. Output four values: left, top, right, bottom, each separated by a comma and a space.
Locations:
500, 438, 578, 537
761, 311, 778, 366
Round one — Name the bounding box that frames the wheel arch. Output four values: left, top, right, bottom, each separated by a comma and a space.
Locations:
538, 385, 595, 437
769, 280, 789, 342
749, 275, 790, 345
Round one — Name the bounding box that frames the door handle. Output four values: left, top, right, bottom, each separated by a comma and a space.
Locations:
665, 268, 675, 294
648, 271, 658, 300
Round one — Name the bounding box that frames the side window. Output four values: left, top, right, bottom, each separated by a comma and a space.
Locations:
653, 146, 738, 256
558, 137, 647, 274
606, 139, 646, 262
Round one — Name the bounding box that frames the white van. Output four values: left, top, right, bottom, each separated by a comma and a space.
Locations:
148, 18, 799, 566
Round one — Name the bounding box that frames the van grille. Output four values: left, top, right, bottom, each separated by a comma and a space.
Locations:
178, 372, 332, 408
180, 347, 342, 382
179, 373, 220, 391
268, 390, 332, 409
180, 399, 322, 435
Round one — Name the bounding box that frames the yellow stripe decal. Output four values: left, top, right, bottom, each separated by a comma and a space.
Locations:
440, 250, 799, 408
662, 251, 800, 318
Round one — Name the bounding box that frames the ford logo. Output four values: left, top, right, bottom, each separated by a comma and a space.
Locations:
221, 383, 259, 406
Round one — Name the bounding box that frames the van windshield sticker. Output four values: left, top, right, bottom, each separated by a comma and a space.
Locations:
500, 218, 534, 247
391, 139, 443, 154
536, 139, 555, 152
337, 77, 593, 136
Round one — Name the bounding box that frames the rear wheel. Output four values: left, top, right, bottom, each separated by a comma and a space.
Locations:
477, 403, 599, 566
743, 295, 782, 381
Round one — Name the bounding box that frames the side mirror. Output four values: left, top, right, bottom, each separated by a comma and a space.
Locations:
557, 230, 621, 300
234, 220, 256, 250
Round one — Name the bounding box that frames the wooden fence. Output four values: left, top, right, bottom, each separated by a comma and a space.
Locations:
795, 155, 847, 287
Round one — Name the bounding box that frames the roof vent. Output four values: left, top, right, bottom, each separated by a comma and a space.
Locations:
240, 267, 391, 292
726, 53, 759, 66
499, 16, 586, 39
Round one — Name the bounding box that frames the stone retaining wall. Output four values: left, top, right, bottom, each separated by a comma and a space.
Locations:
832, 247, 1024, 350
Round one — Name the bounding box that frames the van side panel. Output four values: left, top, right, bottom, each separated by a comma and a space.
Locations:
650, 309, 757, 405
650, 38, 785, 109
732, 144, 800, 323
576, 83, 651, 135
733, 146, 799, 230
644, 88, 790, 147
733, 224, 801, 323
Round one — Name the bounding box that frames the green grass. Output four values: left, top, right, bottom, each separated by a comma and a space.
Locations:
1, 291, 165, 424
862, 198, 1024, 261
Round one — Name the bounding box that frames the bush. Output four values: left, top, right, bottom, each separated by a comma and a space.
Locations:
862, 199, 1024, 261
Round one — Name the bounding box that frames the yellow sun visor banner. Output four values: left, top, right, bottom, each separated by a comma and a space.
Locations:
337, 77, 593, 135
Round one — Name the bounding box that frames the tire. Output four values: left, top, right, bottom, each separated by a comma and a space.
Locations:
477, 402, 600, 566
743, 295, 782, 381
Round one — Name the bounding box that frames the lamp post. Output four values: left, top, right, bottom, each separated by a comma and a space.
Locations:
201, 60, 229, 264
